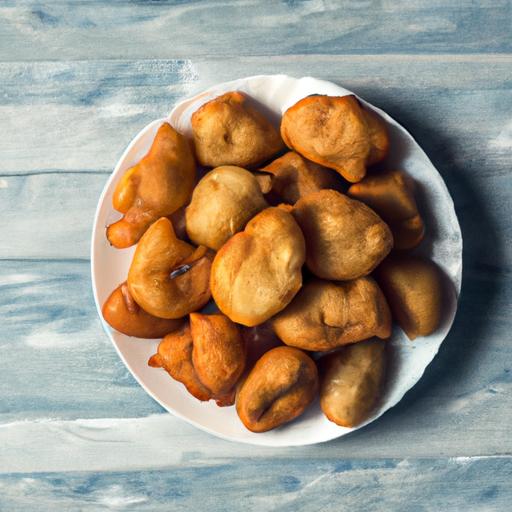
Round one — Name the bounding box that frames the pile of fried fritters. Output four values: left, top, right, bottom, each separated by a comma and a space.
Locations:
102, 91, 445, 433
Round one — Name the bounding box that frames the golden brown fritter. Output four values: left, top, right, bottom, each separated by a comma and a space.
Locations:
320, 339, 386, 427
128, 218, 213, 319
293, 190, 393, 280
348, 170, 425, 250
190, 313, 246, 396
107, 123, 196, 248
102, 282, 184, 338
260, 151, 342, 204
272, 277, 391, 351
186, 166, 268, 250
191, 91, 284, 168
148, 325, 212, 402
280, 95, 388, 183
375, 256, 444, 340
210, 207, 305, 326
236, 346, 318, 432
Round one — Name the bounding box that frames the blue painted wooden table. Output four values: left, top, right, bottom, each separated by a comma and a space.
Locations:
1, 1, 511, 510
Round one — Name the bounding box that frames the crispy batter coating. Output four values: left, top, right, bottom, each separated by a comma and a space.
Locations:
190, 313, 246, 396
280, 95, 389, 183
375, 256, 443, 340
191, 91, 284, 168
211, 207, 306, 326
348, 170, 425, 250
260, 151, 343, 204
128, 217, 213, 319
272, 277, 391, 351
148, 325, 212, 402
102, 282, 184, 338
320, 339, 386, 427
293, 190, 393, 280
363, 108, 389, 166
107, 123, 196, 248
186, 166, 268, 250
236, 346, 318, 432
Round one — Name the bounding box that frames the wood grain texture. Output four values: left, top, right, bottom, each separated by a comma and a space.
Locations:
0, 0, 511, 61
1, 0, 512, 506
1, 56, 511, 176
1, 457, 511, 511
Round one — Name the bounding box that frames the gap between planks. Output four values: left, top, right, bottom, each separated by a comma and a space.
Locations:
1, 53, 512, 65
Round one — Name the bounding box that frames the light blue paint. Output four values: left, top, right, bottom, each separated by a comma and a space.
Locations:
1, 0, 512, 509
1, 458, 511, 511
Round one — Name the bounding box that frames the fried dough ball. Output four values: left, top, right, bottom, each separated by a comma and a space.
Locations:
272, 277, 391, 351
107, 123, 196, 248
375, 256, 443, 340
348, 170, 425, 250
102, 282, 184, 338
236, 346, 318, 432
293, 190, 393, 280
128, 217, 213, 319
280, 95, 389, 183
211, 207, 306, 326
260, 151, 342, 204
186, 166, 268, 250
320, 339, 386, 427
190, 313, 246, 397
191, 91, 284, 168
148, 325, 212, 402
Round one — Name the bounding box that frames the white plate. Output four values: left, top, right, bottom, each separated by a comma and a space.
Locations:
91, 75, 462, 447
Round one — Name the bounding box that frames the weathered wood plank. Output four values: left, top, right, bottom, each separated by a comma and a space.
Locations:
1, 457, 511, 511
0, 260, 162, 422
0, 260, 510, 466
0, 56, 511, 264
0, 173, 106, 260
1, 56, 511, 175
0, 0, 510, 61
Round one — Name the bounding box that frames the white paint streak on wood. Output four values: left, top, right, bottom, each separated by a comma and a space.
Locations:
490, 120, 512, 151
1, 406, 512, 474
0, 455, 510, 511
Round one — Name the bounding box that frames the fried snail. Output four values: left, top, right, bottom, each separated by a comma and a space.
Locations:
280, 95, 388, 183
260, 151, 342, 204
236, 346, 318, 432
348, 169, 425, 250
210, 207, 306, 326
127, 217, 213, 319
186, 166, 268, 250
320, 339, 386, 428
293, 189, 393, 281
102, 282, 184, 338
191, 91, 284, 168
375, 256, 444, 340
272, 277, 391, 352
107, 122, 196, 248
